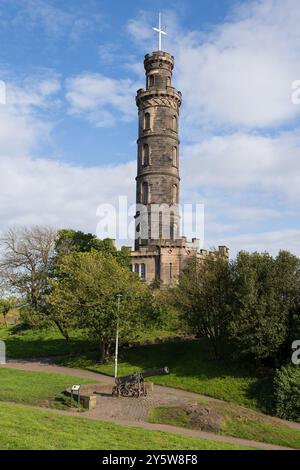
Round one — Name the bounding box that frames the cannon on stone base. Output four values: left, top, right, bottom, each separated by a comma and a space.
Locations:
112, 367, 169, 398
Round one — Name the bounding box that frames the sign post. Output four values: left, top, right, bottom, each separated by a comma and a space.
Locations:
71, 384, 81, 406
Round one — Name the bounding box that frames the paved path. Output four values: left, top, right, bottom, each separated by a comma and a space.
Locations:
2, 360, 299, 450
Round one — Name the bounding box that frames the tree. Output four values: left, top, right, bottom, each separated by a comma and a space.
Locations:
47, 251, 150, 362
228, 251, 300, 363
174, 253, 230, 358
0, 298, 16, 325
55, 230, 131, 268
274, 365, 300, 422
275, 251, 300, 356
0, 226, 57, 309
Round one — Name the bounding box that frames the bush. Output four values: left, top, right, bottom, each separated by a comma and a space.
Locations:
274, 365, 300, 422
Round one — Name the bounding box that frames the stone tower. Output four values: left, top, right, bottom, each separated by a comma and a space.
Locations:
130, 46, 229, 286
135, 51, 181, 249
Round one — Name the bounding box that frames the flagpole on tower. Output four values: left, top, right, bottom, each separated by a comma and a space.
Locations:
153, 12, 167, 51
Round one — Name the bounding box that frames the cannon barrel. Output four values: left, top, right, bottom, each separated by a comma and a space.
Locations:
116, 367, 169, 385
140, 367, 169, 379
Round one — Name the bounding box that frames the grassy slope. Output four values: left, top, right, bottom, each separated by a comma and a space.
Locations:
1, 324, 274, 412
0, 402, 254, 450
0, 368, 96, 405
0, 325, 178, 359
149, 400, 300, 449
0, 325, 96, 359
57, 340, 273, 412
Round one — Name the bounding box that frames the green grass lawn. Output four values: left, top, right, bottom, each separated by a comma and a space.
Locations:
0, 324, 180, 359
0, 325, 97, 359
0, 402, 255, 450
149, 400, 300, 449
0, 368, 97, 406
1, 324, 274, 414
57, 340, 273, 412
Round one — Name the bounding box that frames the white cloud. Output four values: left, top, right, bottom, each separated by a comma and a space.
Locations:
181, 130, 300, 202
127, 1, 300, 130
65, 73, 140, 127
220, 229, 300, 258
0, 154, 135, 232
6, 0, 103, 41
0, 75, 136, 236
177, 0, 300, 130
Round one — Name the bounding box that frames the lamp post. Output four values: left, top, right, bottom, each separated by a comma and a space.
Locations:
114, 294, 122, 378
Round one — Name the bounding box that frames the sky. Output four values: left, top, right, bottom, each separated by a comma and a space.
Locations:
1, 0, 300, 257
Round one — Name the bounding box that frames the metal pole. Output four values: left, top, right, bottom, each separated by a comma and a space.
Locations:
158, 12, 161, 51
114, 294, 122, 378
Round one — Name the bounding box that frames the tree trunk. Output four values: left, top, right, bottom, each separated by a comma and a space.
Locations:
54, 321, 70, 341
209, 335, 220, 360
98, 341, 111, 363
99, 341, 106, 364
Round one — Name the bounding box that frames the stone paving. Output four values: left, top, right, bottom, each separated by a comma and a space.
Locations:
91, 387, 198, 422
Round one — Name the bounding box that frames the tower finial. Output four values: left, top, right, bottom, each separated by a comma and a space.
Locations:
153, 12, 167, 51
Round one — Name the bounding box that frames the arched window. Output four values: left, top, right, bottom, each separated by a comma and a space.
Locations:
143, 143, 150, 166
140, 264, 146, 280
172, 147, 178, 167
144, 112, 150, 129
170, 222, 178, 240
159, 211, 163, 239
167, 77, 171, 87
172, 184, 178, 203
141, 182, 149, 205
149, 75, 157, 87
173, 115, 177, 131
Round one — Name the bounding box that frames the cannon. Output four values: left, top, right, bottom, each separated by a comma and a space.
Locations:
112, 367, 169, 398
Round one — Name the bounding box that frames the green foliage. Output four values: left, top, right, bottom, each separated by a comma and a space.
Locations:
55, 229, 131, 268
47, 251, 151, 362
174, 254, 230, 358
0, 297, 17, 324
274, 365, 300, 422
228, 251, 300, 362
0, 402, 252, 450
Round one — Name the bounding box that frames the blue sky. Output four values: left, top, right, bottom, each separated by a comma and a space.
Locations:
1, 0, 300, 256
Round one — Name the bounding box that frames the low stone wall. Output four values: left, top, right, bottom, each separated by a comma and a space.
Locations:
65, 383, 106, 410
65, 382, 155, 409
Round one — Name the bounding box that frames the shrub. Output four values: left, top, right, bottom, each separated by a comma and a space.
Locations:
274, 365, 300, 422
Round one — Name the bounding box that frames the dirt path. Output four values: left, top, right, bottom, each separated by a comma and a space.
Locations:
2, 360, 299, 450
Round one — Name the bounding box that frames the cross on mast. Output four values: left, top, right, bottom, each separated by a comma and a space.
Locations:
153, 12, 167, 51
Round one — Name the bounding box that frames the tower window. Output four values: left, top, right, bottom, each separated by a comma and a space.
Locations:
144, 112, 151, 130
148, 74, 157, 87
173, 147, 178, 167
173, 115, 177, 131
172, 184, 178, 203
170, 220, 178, 240
134, 264, 139, 274
140, 263, 146, 280
143, 144, 150, 166
141, 182, 149, 205
169, 263, 173, 279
